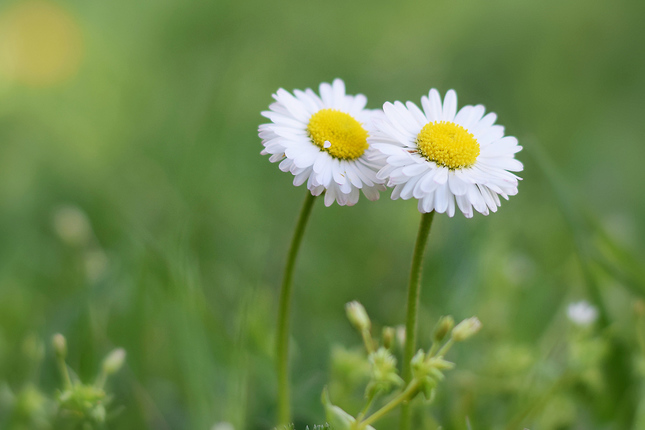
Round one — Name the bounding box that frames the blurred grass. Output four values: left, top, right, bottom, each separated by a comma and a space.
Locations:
0, 0, 644, 428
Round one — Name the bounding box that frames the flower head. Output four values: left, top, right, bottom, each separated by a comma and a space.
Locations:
260, 79, 386, 206
567, 301, 598, 327
370, 89, 523, 217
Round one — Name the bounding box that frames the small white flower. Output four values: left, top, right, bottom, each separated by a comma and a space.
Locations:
370, 89, 523, 217
259, 79, 386, 207
567, 301, 598, 326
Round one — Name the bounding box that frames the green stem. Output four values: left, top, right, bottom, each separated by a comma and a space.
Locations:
56, 357, 72, 390
359, 380, 421, 428
427, 341, 439, 358
95, 370, 107, 390
400, 211, 435, 430
435, 338, 455, 358
361, 329, 375, 355
358, 389, 379, 420
276, 191, 317, 426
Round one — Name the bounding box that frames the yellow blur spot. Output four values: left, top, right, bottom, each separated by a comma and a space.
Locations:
0, 0, 83, 86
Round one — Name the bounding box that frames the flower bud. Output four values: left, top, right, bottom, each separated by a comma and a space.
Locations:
433, 316, 454, 343
366, 348, 403, 396
396, 325, 406, 346
452, 317, 482, 341
411, 350, 455, 400
345, 301, 371, 332
102, 348, 126, 375
382, 326, 396, 350
52, 334, 67, 360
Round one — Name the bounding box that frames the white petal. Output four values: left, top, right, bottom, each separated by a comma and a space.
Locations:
332, 78, 346, 103
406, 101, 429, 126
422, 89, 443, 122
433, 167, 449, 184
461, 105, 485, 130
275, 89, 310, 123
402, 162, 429, 177
319, 82, 334, 107
362, 184, 381, 201
448, 171, 469, 196
434, 184, 450, 213
442, 90, 457, 122
470, 112, 497, 136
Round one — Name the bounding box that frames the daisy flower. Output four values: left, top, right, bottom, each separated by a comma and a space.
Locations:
370, 89, 523, 217
567, 301, 598, 327
259, 79, 386, 207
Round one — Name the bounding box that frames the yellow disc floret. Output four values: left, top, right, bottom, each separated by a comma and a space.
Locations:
416, 121, 480, 169
307, 109, 368, 160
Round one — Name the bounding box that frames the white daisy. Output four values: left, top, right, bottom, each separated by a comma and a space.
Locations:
370, 89, 523, 217
567, 301, 598, 327
259, 78, 386, 207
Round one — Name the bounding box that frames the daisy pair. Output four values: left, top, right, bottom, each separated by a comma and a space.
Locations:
262, 79, 524, 425
260, 78, 523, 217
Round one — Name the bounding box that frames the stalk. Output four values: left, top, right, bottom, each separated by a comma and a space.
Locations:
276, 191, 317, 425
400, 211, 435, 430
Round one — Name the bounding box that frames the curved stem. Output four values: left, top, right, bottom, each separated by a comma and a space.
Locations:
276, 191, 317, 426
359, 380, 421, 429
435, 338, 455, 358
400, 211, 435, 430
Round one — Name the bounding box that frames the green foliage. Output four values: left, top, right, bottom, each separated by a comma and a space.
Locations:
0, 0, 644, 428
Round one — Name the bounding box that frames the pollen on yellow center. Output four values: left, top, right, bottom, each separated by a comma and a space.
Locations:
307, 109, 368, 160
416, 121, 480, 169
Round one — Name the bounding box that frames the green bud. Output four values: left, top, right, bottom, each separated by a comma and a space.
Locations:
411, 350, 455, 401
433, 316, 454, 343
382, 326, 396, 350
396, 325, 406, 346
366, 348, 403, 397
102, 348, 126, 375
452, 317, 482, 342
52, 334, 67, 360
345, 301, 371, 332
56, 384, 106, 422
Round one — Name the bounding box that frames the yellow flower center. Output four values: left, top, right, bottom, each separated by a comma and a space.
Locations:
307, 109, 368, 160
416, 121, 480, 169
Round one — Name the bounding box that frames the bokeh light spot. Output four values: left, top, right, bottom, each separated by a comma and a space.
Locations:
0, 0, 83, 86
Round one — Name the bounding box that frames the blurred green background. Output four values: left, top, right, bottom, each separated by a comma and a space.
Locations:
1, 0, 644, 428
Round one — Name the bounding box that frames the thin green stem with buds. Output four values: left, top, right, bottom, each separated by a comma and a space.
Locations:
276, 191, 317, 425
400, 211, 435, 430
